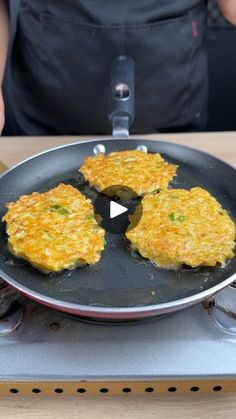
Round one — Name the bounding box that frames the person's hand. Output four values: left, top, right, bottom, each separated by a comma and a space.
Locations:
0, 88, 5, 135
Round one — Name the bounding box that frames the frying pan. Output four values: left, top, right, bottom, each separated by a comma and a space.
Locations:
0, 57, 235, 321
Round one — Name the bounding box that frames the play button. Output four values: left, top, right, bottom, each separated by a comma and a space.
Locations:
93, 185, 143, 234
110, 201, 128, 219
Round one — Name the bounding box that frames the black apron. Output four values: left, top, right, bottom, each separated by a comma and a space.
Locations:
4, 0, 207, 135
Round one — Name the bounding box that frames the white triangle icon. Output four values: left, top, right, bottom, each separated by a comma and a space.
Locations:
110, 201, 128, 219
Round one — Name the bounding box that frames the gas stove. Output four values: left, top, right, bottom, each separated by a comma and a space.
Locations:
0, 278, 236, 396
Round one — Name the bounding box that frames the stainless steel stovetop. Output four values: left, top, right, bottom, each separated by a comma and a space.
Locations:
1, 279, 236, 396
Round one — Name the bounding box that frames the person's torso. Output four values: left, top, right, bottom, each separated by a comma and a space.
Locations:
6, 0, 208, 135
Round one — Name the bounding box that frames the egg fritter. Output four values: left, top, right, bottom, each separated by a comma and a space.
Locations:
80, 150, 177, 197
126, 187, 236, 269
2, 184, 105, 273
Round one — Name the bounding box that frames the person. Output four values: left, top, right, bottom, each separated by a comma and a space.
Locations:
0, 0, 236, 136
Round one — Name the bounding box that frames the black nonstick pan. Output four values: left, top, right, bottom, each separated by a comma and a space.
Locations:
0, 57, 235, 320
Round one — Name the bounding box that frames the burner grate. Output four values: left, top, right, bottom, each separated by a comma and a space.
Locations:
205, 283, 236, 334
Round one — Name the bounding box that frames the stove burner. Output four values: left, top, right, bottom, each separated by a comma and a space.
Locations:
204, 282, 236, 335
0, 278, 24, 334
0, 278, 10, 292
0, 301, 24, 335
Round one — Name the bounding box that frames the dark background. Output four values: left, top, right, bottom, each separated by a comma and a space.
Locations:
207, 0, 236, 131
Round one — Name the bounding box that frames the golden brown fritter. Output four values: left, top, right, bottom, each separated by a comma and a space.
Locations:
126, 187, 236, 269
80, 150, 177, 197
2, 184, 105, 273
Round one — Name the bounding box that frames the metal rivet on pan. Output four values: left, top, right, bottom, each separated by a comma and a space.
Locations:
93, 144, 106, 156
136, 145, 148, 153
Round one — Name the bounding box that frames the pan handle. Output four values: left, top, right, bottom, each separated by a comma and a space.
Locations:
108, 56, 135, 139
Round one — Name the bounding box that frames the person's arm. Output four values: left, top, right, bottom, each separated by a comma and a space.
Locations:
0, 0, 9, 134
217, 0, 236, 25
